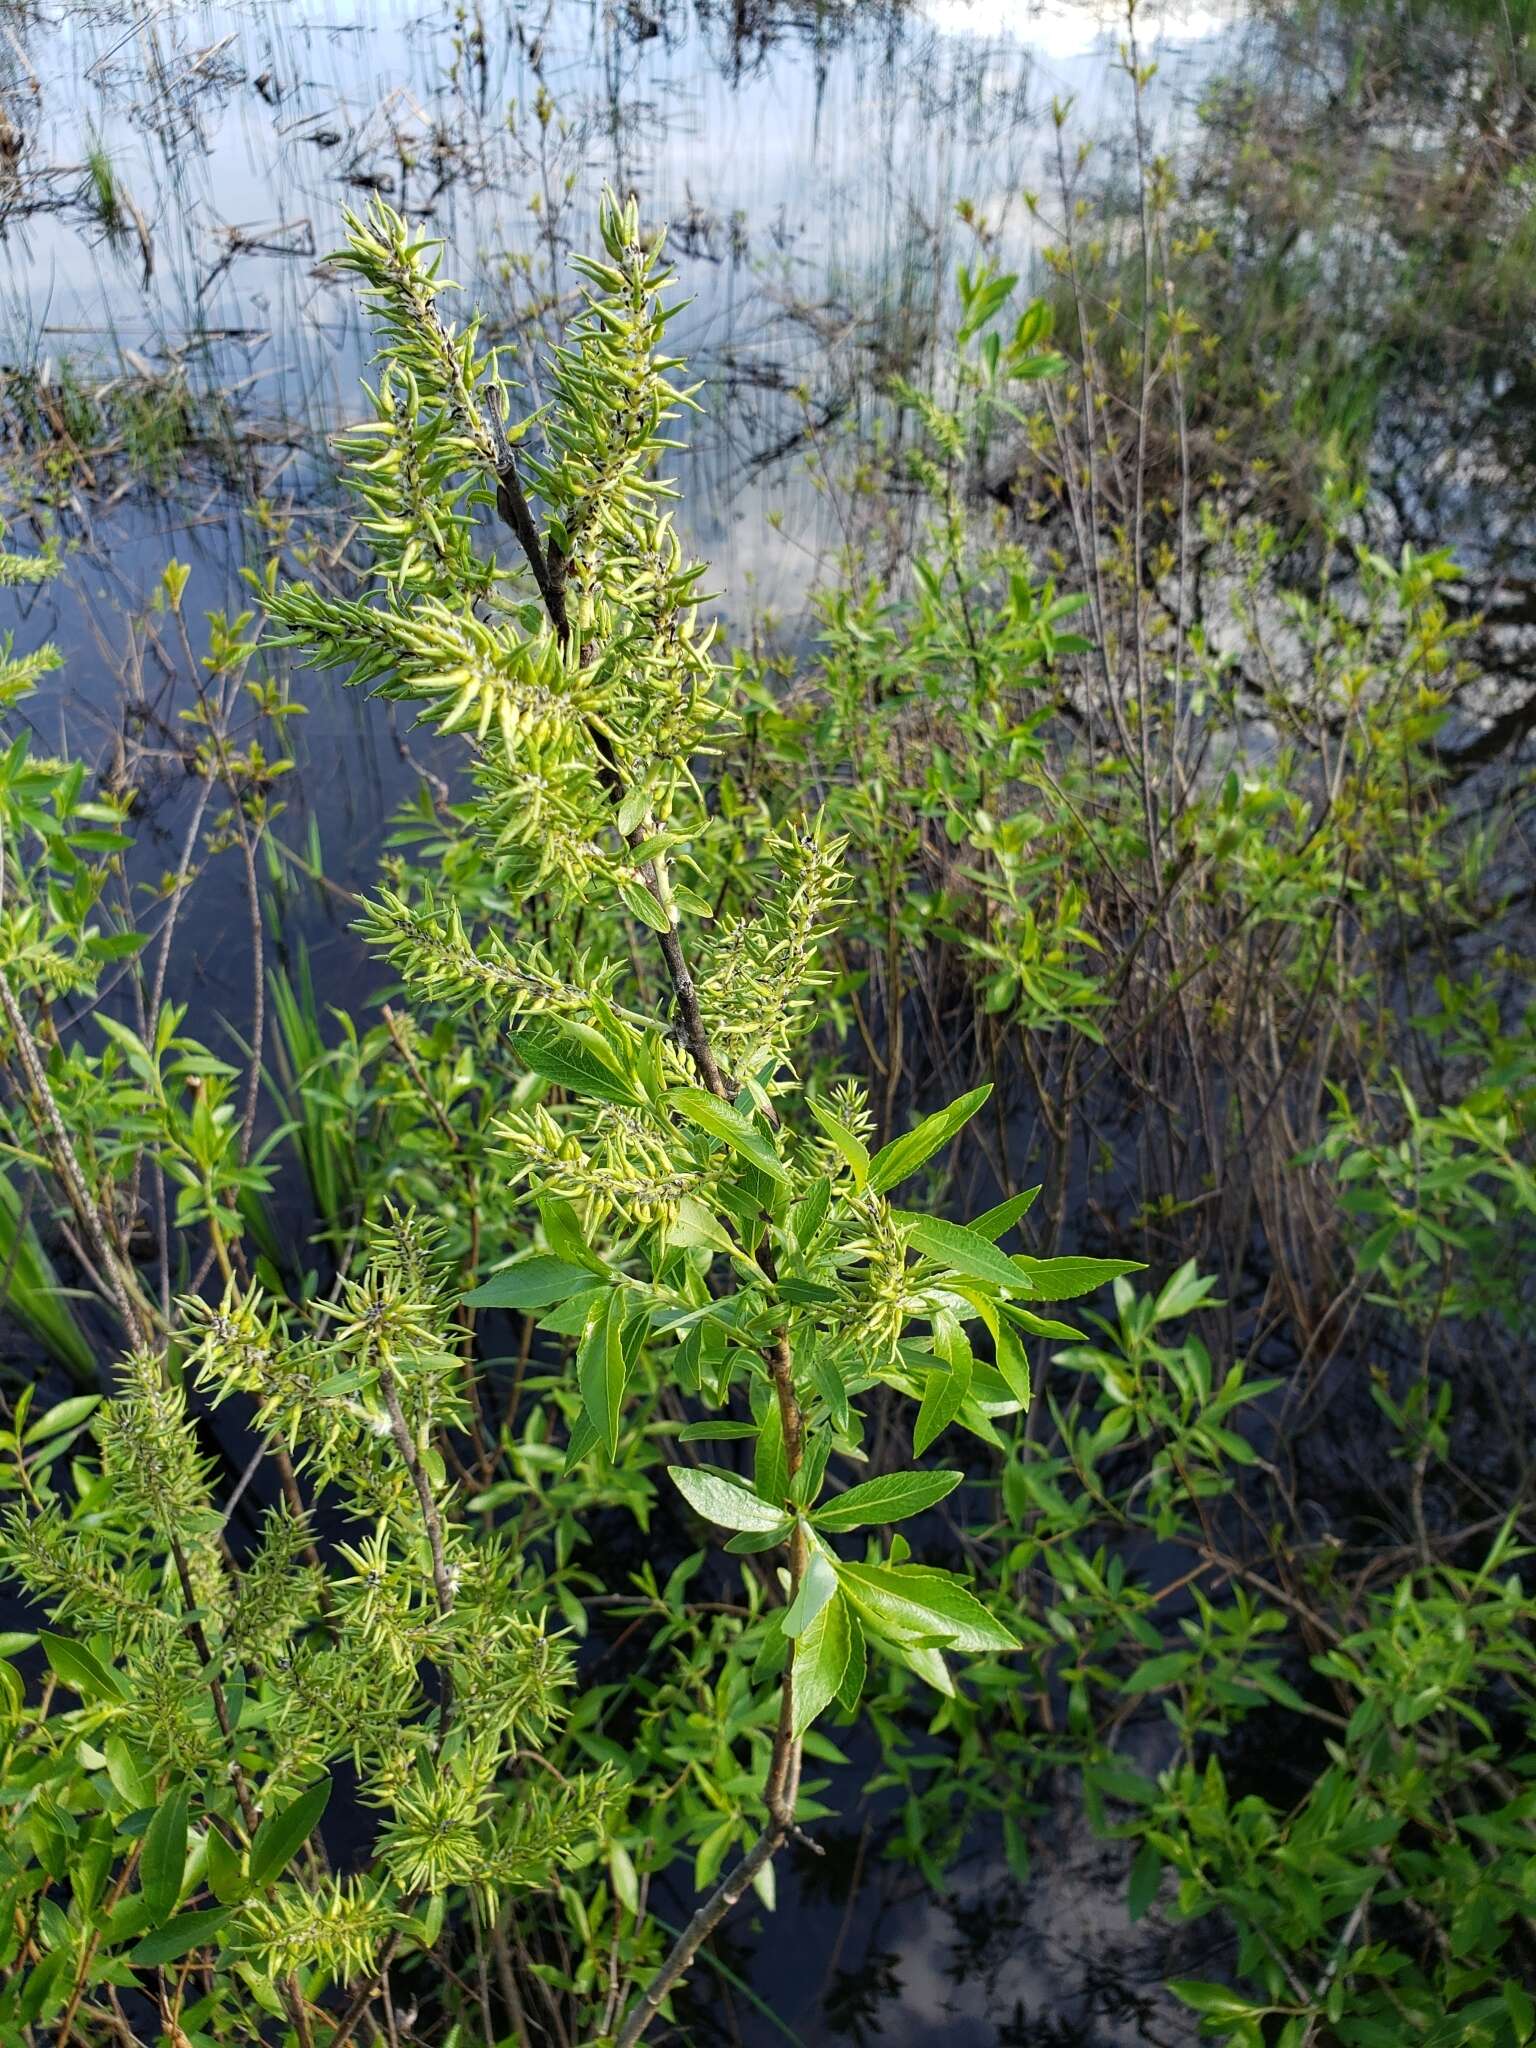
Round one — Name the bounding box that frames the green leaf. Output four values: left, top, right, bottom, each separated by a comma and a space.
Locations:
563, 1410, 601, 1471
509, 1021, 639, 1105
812, 1469, 962, 1533
694, 1817, 737, 1894
1122, 1650, 1195, 1693
753, 1397, 788, 1511
248, 1777, 331, 1890
791, 1590, 857, 1737
913, 1357, 971, 1455
617, 876, 671, 932
1000, 1303, 1083, 1342
538, 1197, 605, 1272
462, 1256, 595, 1309
1011, 1254, 1145, 1301
22, 1395, 100, 1445
204, 1825, 246, 1905
902, 1213, 1034, 1295
1167, 1980, 1265, 2020
777, 1278, 840, 1305
130, 1908, 231, 1968
968, 1185, 1042, 1241
666, 1195, 736, 1259
668, 1465, 791, 1535
837, 1561, 1019, 1654
833, 1604, 866, 1712
1154, 1259, 1218, 1322
578, 1290, 628, 1461
991, 1314, 1031, 1407
608, 1840, 640, 1914
957, 268, 1018, 342
806, 1094, 870, 1190
914, 1320, 974, 1455
536, 1288, 607, 1336
1248, 1665, 1309, 1713
40, 1631, 129, 1701
868, 1085, 991, 1194
666, 1088, 787, 1184
790, 1174, 831, 1247
781, 1550, 838, 1639
1505, 1984, 1535, 2043
615, 785, 650, 837
140, 1783, 190, 1926
811, 1345, 851, 1433
1127, 1840, 1162, 1922
103, 1738, 153, 1810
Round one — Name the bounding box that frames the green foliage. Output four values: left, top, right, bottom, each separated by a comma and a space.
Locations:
0, 195, 1125, 2045
0, 1217, 607, 2035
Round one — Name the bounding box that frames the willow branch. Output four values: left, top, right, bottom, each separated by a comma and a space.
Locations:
378, 1363, 457, 1734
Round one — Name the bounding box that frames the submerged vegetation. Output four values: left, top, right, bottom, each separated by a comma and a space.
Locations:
1, 2, 1536, 2045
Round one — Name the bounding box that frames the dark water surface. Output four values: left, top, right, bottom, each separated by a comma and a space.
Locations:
1, 0, 1233, 935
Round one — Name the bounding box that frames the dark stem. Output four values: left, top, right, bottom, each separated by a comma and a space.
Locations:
378, 1365, 457, 1737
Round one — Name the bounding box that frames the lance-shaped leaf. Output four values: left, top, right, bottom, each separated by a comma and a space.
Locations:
782, 1549, 838, 1638
462, 1255, 595, 1310
40, 1631, 129, 1702
249, 1776, 331, 1890
1011, 1254, 1145, 1300
1000, 1302, 1083, 1343
616, 873, 671, 932
509, 1019, 640, 1104
140, 1782, 190, 1925
812, 1469, 962, 1533
668, 1465, 792, 1535
806, 1094, 870, 1189
968, 1294, 1032, 1407
666, 1087, 788, 1184
203, 1825, 246, 1905
901, 1213, 1035, 1295
753, 1396, 788, 1511
969, 1184, 1042, 1242
130, 1909, 231, 1968
914, 1313, 973, 1455
837, 1561, 1020, 1654
868, 1085, 991, 1194
22, 1395, 100, 1445
913, 1357, 970, 1455
578, 1289, 628, 1460
811, 1344, 851, 1433
791, 1587, 858, 1737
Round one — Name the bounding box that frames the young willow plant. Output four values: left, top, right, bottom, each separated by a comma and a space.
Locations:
268, 192, 1139, 2041
0, 1207, 604, 2048
0, 201, 1137, 2048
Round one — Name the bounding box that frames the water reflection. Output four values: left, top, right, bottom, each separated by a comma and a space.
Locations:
0, 1, 1235, 626
0, 0, 1239, 1119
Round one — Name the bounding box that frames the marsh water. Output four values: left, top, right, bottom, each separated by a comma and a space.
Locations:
3, 0, 1535, 2039
2, 0, 1233, 993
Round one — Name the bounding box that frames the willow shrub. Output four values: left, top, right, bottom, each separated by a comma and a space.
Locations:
0, 198, 1138, 2045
